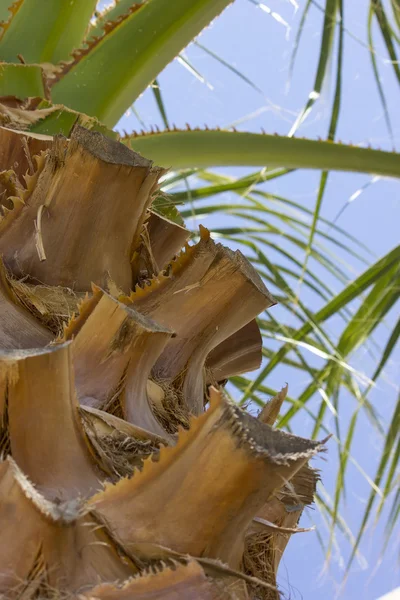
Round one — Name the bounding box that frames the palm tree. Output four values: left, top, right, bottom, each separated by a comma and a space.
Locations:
0, 119, 328, 597
0, 0, 399, 594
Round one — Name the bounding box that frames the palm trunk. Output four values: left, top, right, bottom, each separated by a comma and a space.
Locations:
0, 123, 324, 599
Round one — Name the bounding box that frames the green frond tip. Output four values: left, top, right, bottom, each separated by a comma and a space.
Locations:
126, 129, 400, 179
0, 63, 45, 99
152, 195, 184, 226
0, 100, 118, 139
28, 108, 118, 139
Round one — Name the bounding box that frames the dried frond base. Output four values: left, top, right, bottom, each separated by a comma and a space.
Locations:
9, 276, 80, 335
0, 124, 323, 599
0, 424, 10, 460
81, 409, 160, 479
149, 377, 190, 434
99, 376, 127, 420
243, 532, 278, 600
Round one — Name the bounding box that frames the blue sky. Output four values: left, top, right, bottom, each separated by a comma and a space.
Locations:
99, 0, 400, 597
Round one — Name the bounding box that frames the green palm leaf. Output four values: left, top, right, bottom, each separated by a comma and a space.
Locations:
127, 129, 400, 177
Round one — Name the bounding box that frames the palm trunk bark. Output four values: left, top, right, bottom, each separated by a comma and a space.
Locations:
0, 123, 324, 599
